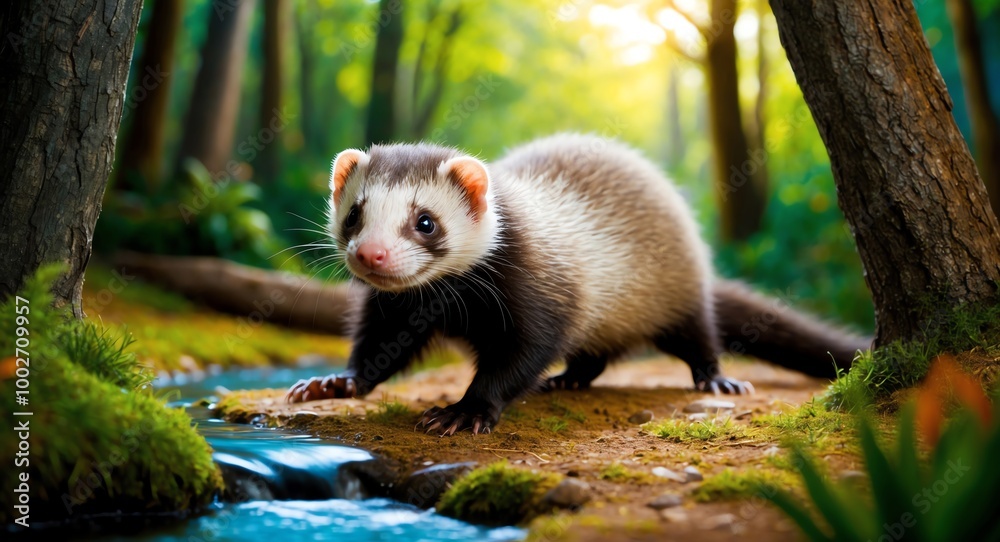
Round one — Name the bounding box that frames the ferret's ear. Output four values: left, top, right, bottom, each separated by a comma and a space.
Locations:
330, 149, 368, 206
440, 156, 490, 218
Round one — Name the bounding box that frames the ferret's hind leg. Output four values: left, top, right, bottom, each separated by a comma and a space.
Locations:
653, 308, 754, 395
541, 351, 608, 391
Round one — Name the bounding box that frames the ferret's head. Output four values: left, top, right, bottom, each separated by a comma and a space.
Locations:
327, 143, 500, 292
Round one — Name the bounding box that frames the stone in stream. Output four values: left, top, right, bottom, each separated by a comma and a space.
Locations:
391, 462, 477, 509
682, 399, 736, 414
651, 467, 686, 483
542, 478, 591, 509
682, 466, 703, 482
628, 410, 654, 424
646, 493, 683, 510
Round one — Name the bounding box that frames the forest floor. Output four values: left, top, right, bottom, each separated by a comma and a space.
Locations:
83, 266, 866, 541
217, 359, 863, 542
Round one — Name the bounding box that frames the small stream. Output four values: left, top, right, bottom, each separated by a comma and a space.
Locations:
87, 365, 525, 542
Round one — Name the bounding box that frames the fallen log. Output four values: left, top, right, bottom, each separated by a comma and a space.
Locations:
111, 251, 362, 335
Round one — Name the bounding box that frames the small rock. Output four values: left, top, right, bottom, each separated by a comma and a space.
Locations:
371, 435, 384, 441
660, 509, 688, 523
542, 478, 591, 509
734, 410, 754, 420
628, 410, 654, 424
687, 413, 709, 422
683, 399, 736, 413
762, 446, 781, 457
646, 493, 683, 510
566, 470, 580, 477
293, 411, 319, 420
704, 513, 736, 531
651, 467, 686, 483
683, 466, 703, 482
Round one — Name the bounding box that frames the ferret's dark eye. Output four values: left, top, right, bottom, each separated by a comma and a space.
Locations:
416, 214, 435, 234
345, 205, 360, 229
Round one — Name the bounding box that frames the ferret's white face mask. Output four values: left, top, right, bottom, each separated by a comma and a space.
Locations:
327, 147, 500, 293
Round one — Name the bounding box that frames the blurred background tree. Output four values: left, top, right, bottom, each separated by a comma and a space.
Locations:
96, 0, 1000, 334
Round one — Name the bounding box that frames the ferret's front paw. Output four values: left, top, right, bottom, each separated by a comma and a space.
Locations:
695, 375, 755, 395
285, 374, 364, 403
417, 402, 498, 436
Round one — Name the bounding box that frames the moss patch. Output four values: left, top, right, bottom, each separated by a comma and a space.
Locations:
599, 462, 658, 485
692, 468, 797, 502
0, 265, 223, 523
643, 416, 752, 442
751, 399, 856, 454
367, 399, 416, 425
826, 301, 1000, 411
436, 461, 561, 526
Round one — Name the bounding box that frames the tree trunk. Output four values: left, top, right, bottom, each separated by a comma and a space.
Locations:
365, 0, 404, 146
745, 0, 769, 194
769, 0, 1000, 346
296, 0, 320, 155
0, 0, 143, 317
257, 0, 289, 183
946, 0, 1000, 218
411, 4, 462, 139
176, 0, 256, 177
707, 0, 767, 242
665, 65, 685, 166
115, 0, 183, 195
113, 252, 359, 335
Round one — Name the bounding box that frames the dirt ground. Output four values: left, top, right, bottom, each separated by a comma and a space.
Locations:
216, 354, 862, 541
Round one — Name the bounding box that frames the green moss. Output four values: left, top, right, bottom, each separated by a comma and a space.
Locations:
826, 301, 1000, 411
692, 468, 797, 502
436, 461, 561, 526
547, 398, 587, 423
0, 265, 223, 523
751, 399, 855, 453
367, 399, 415, 425
598, 462, 657, 484
643, 416, 752, 442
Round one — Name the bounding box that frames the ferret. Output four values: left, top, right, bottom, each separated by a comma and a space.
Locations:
286, 133, 871, 436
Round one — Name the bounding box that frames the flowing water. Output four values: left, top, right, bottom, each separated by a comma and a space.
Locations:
80, 365, 525, 542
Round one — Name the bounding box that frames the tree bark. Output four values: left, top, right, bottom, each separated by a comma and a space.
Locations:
707, 0, 767, 242
946, 0, 1000, 219
365, 0, 404, 146
115, 0, 183, 194
176, 0, 256, 177
257, 0, 289, 182
0, 0, 143, 317
769, 0, 1000, 346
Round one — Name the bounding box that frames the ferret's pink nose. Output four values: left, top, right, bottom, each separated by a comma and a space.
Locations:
355, 243, 387, 269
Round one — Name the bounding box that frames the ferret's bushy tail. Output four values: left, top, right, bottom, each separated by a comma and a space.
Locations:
712, 279, 872, 379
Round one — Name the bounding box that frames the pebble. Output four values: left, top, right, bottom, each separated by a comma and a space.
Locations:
651, 467, 686, 483
683, 466, 703, 482
683, 399, 736, 413
687, 413, 709, 422
660, 508, 688, 523
542, 478, 591, 509
703, 513, 736, 531
646, 493, 683, 510
762, 446, 781, 457
628, 410, 654, 424
292, 411, 319, 420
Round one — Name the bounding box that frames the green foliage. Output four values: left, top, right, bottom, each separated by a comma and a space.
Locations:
643, 416, 750, 442
751, 399, 855, 452
692, 468, 795, 502
58, 323, 153, 392
826, 302, 1000, 411
766, 402, 1000, 541
436, 461, 561, 526
538, 416, 568, 433
0, 266, 223, 523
